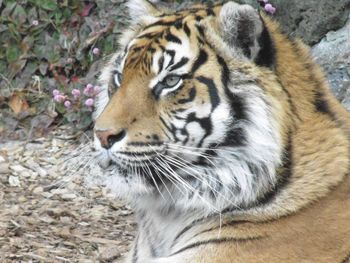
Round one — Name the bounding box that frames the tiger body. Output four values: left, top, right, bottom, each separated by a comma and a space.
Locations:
93, 1, 350, 262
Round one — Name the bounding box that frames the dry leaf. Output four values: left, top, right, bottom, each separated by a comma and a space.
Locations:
8, 94, 29, 115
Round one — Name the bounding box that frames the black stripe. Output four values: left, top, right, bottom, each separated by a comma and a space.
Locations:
236, 17, 254, 58
148, 47, 156, 54
196, 76, 220, 111
192, 220, 249, 239
185, 113, 212, 148
178, 87, 196, 104
275, 77, 302, 125
216, 55, 230, 88
171, 236, 264, 256
174, 20, 182, 30
169, 57, 189, 71
315, 91, 329, 113
127, 56, 139, 67
191, 49, 208, 75
172, 217, 209, 247
137, 32, 158, 40
225, 87, 247, 120
171, 108, 186, 114
159, 116, 171, 131
117, 151, 158, 157
128, 142, 163, 147
220, 126, 246, 148
165, 32, 182, 44
171, 218, 249, 249
195, 24, 204, 37
165, 50, 176, 69
314, 90, 338, 123
132, 235, 139, 263
195, 15, 203, 21
216, 54, 248, 148
255, 18, 276, 68
152, 134, 159, 141
222, 92, 248, 147
142, 220, 157, 257
132, 46, 143, 53
183, 22, 191, 37
255, 131, 293, 205
292, 41, 344, 130
158, 56, 164, 74
160, 116, 178, 142
173, 115, 185, 120
144, 18, 182, 30
206, 8, 215, 16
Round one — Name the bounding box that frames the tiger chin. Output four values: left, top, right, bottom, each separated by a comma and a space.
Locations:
92, 0, 350, 262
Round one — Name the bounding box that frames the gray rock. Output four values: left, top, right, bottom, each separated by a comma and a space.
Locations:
312, 15, 350, 111
37, 167, 48, 177
271, 0, 350, 45
61, 193, 77, 200
9, 164, 26, 173
178, 0, 349, 45
8, 175, 20, 187
0, 163, 10, 174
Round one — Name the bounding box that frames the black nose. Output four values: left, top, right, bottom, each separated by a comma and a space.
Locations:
95, 129, 126, 149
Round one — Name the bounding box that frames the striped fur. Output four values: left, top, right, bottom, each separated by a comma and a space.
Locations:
93, 1, 350, 262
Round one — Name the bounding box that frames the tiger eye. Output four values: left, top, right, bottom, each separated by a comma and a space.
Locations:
164, 75, 181, 88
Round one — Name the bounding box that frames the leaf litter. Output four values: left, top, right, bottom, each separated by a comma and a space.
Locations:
0, 126, 136, 262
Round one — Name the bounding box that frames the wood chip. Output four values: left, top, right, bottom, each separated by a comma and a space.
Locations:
1, 134, 135, 262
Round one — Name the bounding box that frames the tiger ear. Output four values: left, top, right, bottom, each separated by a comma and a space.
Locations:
219, 2, 275, 68
127, 0, 160, 23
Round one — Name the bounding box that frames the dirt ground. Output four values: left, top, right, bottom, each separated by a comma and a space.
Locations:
0, 127, 136, 262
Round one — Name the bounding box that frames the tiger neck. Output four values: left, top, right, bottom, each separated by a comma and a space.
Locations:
134, 204, 208, 258
237, 16, 350, 222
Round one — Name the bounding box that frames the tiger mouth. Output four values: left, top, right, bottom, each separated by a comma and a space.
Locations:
102, 153, 179, 187
97, 148, 169, 170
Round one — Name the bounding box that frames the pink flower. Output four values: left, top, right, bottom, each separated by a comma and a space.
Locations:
72, 89, 81, 99
32, 20, 39, 26
54, 94, 66, 103
85, 98, 94, 107
92, 48, 100, 56
84, 84, 94, 96
52, 89, 60, 96
64, 101, 72, 108
93, 85, 101, 95
264, 4, 276, 14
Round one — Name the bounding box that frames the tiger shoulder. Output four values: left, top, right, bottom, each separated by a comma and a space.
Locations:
92, 0, 350, 262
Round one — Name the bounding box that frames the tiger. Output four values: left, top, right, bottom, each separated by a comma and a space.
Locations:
92, 0, 350, 262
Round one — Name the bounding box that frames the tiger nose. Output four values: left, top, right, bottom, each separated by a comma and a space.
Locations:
95, 129, 127, 149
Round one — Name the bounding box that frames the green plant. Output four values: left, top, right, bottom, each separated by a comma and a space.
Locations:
0, 0, 129, 136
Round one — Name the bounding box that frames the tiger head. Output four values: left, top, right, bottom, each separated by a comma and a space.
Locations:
93, 0, 289, 212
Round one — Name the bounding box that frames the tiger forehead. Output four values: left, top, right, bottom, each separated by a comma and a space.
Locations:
124, 5, 220, 70
157, 3, 222, 19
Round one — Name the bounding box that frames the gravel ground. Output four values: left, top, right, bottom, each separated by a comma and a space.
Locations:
0, 127, 135, 262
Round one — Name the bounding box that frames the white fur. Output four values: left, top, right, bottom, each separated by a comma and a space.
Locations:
127, 0, 159, 24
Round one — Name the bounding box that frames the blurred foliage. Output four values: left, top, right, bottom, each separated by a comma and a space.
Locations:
0, 0, 130, 140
